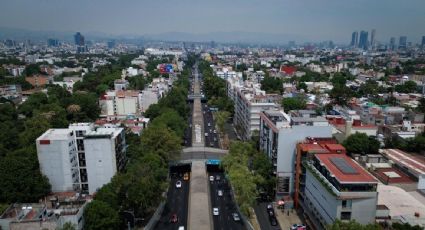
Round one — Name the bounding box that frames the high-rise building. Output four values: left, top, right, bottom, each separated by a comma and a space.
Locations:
259, 109, 332, 197
36, 123, 126, 194
370, 29, 376, 50
350, 31, 358, 47
74, 32, 85, 46
421, 36, 425, 48
358, 31, 368, 50
107, 40, 115, 49
390, 37, 396, 50
47, 38, 59, 47
399, 36, 407, 49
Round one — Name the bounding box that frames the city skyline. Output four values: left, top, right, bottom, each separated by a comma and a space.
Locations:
0, 0, 425, 43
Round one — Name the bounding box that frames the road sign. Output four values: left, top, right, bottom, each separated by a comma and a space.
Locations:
206, 159, 220, 165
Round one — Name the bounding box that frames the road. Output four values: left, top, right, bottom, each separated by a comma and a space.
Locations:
154, 175, 190, 230
202, 103, 220, 148
254, 202, 281, 230
208, 172, 245, 230
184, 102, 193, 147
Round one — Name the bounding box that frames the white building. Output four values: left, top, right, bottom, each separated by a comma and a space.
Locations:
100, 90, 140, 119
227, 76, 280, 140
36, 123, 126, 194
259, 109, 332, 197
304, 153, 378, 229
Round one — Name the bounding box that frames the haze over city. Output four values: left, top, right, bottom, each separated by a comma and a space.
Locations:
1, 0, 425, 43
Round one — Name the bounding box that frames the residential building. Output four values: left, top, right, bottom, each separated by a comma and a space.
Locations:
259, 109, 332, 198
25, 75, 50, 88
99, 90, 140, 119
0, 84, 22, 104
36, 123, 126, 194
0, 192, 90, 230
303, 153, 378, 229
227, 77, 280, 140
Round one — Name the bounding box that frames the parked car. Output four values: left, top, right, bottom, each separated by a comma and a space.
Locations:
170, 214, 178, 223
290, 224, 306, 230
216, 175, 221, 180
232, 213, 240, 221
209, 176, 215, 181
183, 173, 189, 181
218, 190, 223, 196
176, 180, 182, 188
269, 216, 278, 226
213, 208, 219, 216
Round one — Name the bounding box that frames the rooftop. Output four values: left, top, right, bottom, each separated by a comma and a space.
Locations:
36, 129, 72, 141
315, 153, 378, 184
382, 149, 425, 177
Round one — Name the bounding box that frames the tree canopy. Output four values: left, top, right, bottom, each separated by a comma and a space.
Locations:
343, 132, 380, 155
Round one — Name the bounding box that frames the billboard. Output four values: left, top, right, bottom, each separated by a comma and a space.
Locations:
158, 63, 175, 74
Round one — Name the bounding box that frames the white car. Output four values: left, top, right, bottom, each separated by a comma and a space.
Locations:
232, 213, 240, 221
176, 180, 182, 188
213, 208, 219, 216
209, 176, 214, 182
178, 226, 185, 230
213, 130, 217, 134
218, 190, 223, 196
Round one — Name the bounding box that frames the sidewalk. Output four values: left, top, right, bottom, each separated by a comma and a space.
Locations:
274, 207, 302, 230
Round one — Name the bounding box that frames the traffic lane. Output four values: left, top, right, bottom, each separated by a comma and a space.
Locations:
154, 177, 189, 230
209, 172, 245, 230
253, 202, 281, 230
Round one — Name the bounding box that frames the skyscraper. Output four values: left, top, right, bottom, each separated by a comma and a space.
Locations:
421, 36, 425, 48
358, 31, 369, 50
399, 36, 407, 49
370, 29, 376, 50
351, 31, 358, 47
74, 32, 85, 46
47, 38, 59, 47
390, 37, 396, 51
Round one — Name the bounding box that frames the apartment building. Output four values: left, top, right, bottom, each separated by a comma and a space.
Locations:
259, 109, 332, 197
99, 90, 140, 119
303, 153, 378, 229
36, 123, 126, 194
227, 77, 280, 140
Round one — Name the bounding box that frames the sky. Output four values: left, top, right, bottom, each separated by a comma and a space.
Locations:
0, 0, 424, 43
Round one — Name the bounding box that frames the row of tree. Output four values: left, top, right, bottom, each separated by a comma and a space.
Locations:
221, 141, 275, 217
82, 60, 193, 230
198, 61, 234, 114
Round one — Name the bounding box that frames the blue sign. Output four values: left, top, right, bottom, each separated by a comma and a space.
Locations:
206, 159, 221, 165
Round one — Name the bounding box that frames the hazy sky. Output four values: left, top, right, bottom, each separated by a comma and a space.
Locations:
1, 0, 424, 42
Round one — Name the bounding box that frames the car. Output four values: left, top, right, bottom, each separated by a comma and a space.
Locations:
205, 132, 208, 137
216, 175, 221, 180
267, 204, 273, 211
290, 224, 306, 230
209, 129, 212, 133
210, 142, 214, 147
213, 130, 217, 134
269, 216, 278, 226
176, 180, 182, 188
232, 213, 241, 221
218, 190, 223, 196
178, 226, 185, 230
183, 173, 189, 181
213, 208, 219, 216
208, 123, 211, 127
209, 176, 214, 181
170, 214, 178, 223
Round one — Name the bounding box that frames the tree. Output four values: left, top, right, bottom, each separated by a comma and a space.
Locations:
140, 124, 182, 161
343, 132, 380, 155
58, 222, 77, 230
327, 219, 381, 230
395, 81, 418, 94
281, 97, 306, 111
214, 111, 230, 134
392, 222, 424, 230
23, 64, 41, 76
83, 201, 120, 230
0, 153, 51, 203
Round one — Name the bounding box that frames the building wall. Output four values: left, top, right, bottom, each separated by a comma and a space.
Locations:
276, 125, 332, 195
36, 134, 78, 192
84, 137, 117, 194
305, 170, 378, 228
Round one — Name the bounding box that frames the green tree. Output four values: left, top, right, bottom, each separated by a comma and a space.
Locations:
214, 111, 230, 134
343, 132, 380, 155
23, 64, 41, 76
83, 200, 120, 230
281, 97, 307, 111
392, 222, 424, 230
141, 124, 182, 161
327, 219, 381, 230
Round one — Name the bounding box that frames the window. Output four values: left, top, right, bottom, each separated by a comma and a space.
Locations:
341, 212, 351, 220
342, 200, 352, 209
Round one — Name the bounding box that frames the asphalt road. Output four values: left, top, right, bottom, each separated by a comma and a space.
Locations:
202, 103, 220, 148
184, 102, 193, 147
208, 172, 245, 230
154, 176, 190, 230
254, 202, 281, 230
